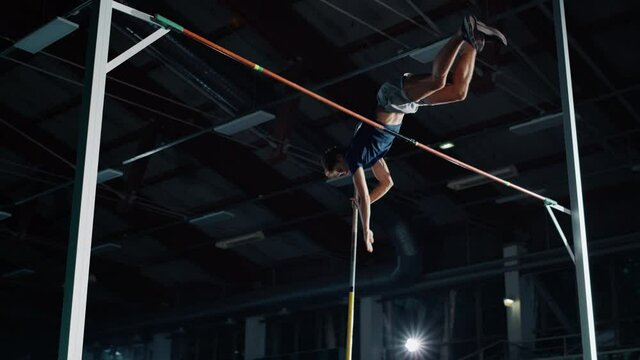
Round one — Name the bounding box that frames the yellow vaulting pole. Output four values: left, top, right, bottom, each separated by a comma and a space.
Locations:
345, 201, 358, 360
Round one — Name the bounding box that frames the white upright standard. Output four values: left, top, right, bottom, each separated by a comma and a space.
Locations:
553, 0, 598, 358
58, 1, 170, 358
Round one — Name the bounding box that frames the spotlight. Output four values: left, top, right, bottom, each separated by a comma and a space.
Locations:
405, 337, 422, 353
503, 298, 515, 307
438, 141, 455, 150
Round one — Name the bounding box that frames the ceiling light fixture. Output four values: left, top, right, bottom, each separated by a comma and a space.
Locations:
14, 17, 79, 54
189, 211, 235, 225
96, 169, 123, 184
0, 211, 12, 221
214, 111, 275, 135
215, 231, 265, 249
438, 142, 455, 150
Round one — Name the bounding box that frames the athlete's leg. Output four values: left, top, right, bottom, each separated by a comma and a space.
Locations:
423, 41, 477, 105
402, 33, 465, 102
406, 15, 506, 106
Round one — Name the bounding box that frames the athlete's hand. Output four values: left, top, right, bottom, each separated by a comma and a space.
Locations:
350, 198, 373, 252
364, 229, 374, 253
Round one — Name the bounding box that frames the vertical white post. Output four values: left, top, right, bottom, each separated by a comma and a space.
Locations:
552, 0, 598, 358
57, 0, 112, 359
360, 297, 383, 360
244, 317, 266, 360
504, 245, 536, 358
504, 245, 522, 359
152, 334, 172, 360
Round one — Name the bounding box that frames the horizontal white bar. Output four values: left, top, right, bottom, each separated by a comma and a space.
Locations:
106, 27, 169, 73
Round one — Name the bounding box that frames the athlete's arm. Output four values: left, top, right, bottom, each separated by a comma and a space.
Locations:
352, 167, 374, 252
370, 158, 394, 204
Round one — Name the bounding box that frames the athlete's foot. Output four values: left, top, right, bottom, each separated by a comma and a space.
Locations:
461, 15, 506, 51
476, 19, 507, 46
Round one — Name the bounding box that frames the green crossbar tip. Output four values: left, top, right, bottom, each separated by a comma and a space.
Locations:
154, 14, 184, 32
544, 198, 558, 206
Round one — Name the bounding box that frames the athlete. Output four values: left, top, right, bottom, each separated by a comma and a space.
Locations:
321, 15, 507, 252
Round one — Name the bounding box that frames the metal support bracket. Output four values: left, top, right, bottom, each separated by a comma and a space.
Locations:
106, 27, 169, 73
544, 198, 572, 215
107, 2, 170, 73
545, 204, 576, 264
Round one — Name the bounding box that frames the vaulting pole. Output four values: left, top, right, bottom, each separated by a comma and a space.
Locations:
153, 14, 569, 214
346, 201, 359, 360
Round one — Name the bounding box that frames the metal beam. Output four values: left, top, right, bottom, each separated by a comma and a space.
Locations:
58, 1, 112, 360
553, 0, 597, 358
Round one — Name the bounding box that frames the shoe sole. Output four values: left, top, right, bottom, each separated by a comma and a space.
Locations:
476, 21, 508, 46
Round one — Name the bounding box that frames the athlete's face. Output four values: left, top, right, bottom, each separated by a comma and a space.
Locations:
324, 158, 349, 178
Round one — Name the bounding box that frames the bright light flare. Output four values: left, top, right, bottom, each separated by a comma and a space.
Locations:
405, 337, 423, 353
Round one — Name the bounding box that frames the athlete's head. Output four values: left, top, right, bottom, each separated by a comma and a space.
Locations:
321, 146, 349, 178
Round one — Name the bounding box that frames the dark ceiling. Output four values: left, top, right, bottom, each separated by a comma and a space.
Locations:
1, 0, 639, 356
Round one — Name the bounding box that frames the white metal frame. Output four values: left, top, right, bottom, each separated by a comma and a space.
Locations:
58, 1, 168, 359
